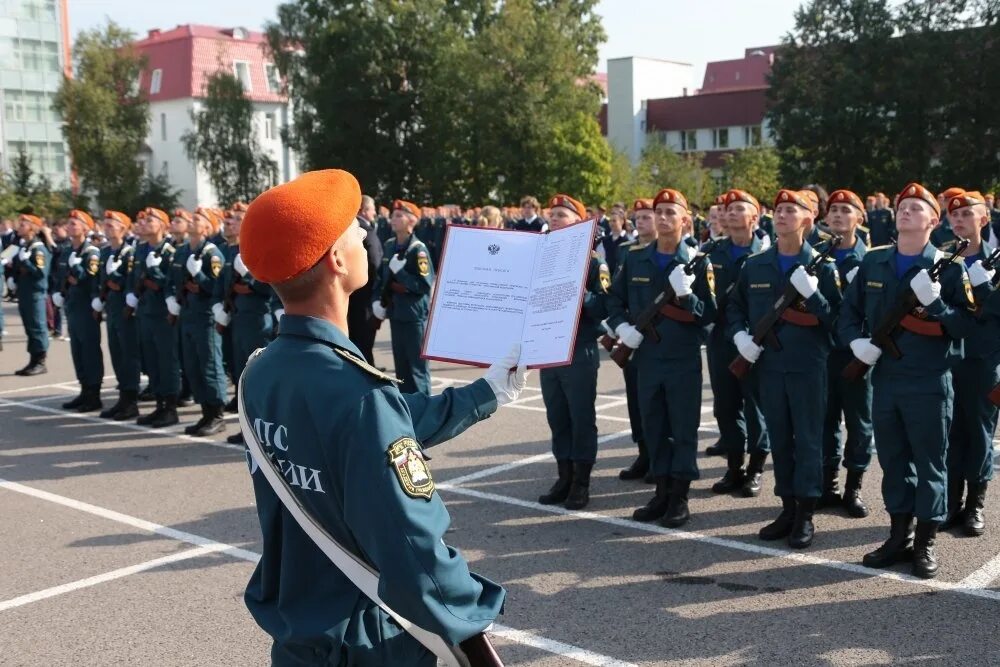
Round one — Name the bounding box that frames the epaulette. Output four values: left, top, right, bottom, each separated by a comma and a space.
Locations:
27, 240, 45, 250
629, 242, 650, 251
816, 229, 833, 240
161, 242, 175, 254
591, 250, 599, 259
868, 244, 893, 252
858, 224, 870, 234
334, 347, 400, 384
202, 242, 217, 254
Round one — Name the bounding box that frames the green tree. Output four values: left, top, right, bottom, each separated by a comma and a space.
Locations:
722, 146, 782, 204
534, 112, 612, 206
182, 70, 278, 207
128, 172, 182, 216
632, 142, 713, 207
52, 21, 150, 210
11, 148, 33, 197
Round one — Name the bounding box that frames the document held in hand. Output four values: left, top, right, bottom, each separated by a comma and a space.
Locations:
421, 219, 598, 369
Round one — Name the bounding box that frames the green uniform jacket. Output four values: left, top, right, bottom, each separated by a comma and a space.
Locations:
14, 238, 50, 294
963, 242, 1000, 360
707, 235, 767, 329
130, 239, 177, 318
94, 244, 135, 315
172, 239, 226, 322
372, 235, 434, 323
213, 244, 274, 318
831, 236, 868, 349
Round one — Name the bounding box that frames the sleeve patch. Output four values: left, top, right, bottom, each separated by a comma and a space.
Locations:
387, 437, 435, 500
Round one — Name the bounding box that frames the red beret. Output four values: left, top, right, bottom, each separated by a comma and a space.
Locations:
898, 182, 941, 216
632, 198, 654, 212
172, 208, 192, 222
103, 210, 132, 229
940, 186, 965, 200
774, 189, 814, 211
144, 208, 169, 225
724, 189, 760, 211
713, 195, 726, 206
828, 189, 865, 214
241, 169, 362, 284
653, 188, 690, 212
392, 200, 420, 218
69, 209, 94, 230
548, 194, 586, 219
20, 213, 43, 228
947, 190, 985, 214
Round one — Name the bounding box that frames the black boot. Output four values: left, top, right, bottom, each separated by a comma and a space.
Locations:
137, 385, 155, 402
150, 395, 179, 428
113, 390, 139, 421
789, 498, 817, 549
742, 451, 767, 497
662, 478, 692, 528
539, 461, 574, 505
100, 391, 126, 419
192, 403, 225, 437
759, 497, 796, 541
177, 386, 194, 408
564, 462, 592, 510
863, 514, 914, 568
912, 520, 939, 579
62, 390, 85, 410
76, 385, 103, 412
940, 476, 966, 531
225, 396, 238, 414
842, 469, 870, 518
818, 466, 841, 508
633, 476, 671, 522
137, 397, 164, 426
963, 482, 988, 537
16, 354, 47, 376
184, 405, 210, 435
226, 432, 245, 445
712, 452, 746, 494
618, 441, 649, 480
705, 439, 725, 457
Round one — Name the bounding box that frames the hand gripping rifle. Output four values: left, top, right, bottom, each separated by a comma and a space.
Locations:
729, 235, 842, 380
842, 238, 968, 382
372, 235, 410, 332
607, 239, 721, 369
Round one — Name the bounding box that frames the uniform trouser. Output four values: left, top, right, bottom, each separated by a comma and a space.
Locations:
759, 367, 826, 499
17, 292, 48, 354
347, 304, 378, 365
66, 302, 104, 386
639, 356, 702, 480
822, 348, 874, 472
707, 331, 769, 457
221, 325, 234, 383
180, 318, 227, 405
623, 361, 643, 444
138, 313, 179, 396
51, 301, 62, 335
178, 327, 191, 396
389, 319, 430, 395
948, 356, 998, 485
540, 343, 599, 464
872, 371, 952, 522
106, 307, 140, 392
231, 314, 273, 384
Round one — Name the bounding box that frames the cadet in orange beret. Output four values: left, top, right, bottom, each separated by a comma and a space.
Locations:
11, 213, 52, 375
237, 169, 526, 664
370, 199, 435, 395
931, 186, 965, 249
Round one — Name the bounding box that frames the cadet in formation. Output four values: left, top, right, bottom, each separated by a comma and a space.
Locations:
10, 213, 50, 375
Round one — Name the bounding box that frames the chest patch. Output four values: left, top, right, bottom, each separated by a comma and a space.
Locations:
210, 255, 222, 278
417, 250, 430, 277
598, 263, 610, 291
87, 254, 99, 276
387, 437, 435, 500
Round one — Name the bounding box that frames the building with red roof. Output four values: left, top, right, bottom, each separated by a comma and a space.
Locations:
132, 25, 298, 209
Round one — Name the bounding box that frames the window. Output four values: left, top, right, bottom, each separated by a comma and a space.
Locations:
264, 113, 276, 140
8, 140, 66, 175
744, 125, 762, 147
713, 128, 729, 149
21, 1, 57, 21
264, 63, 280, 93
9, 38, 59, 72
160, 113, 167, 141
680, 130, 697, 151
4, 89, 59, 122
233, 61, 252, 91
150, 69, 162, 95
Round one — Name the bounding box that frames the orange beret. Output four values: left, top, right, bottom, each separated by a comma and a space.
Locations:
828, 189, 865, 214
947, 190, 986, 214
19, 213, 43, 228
548, 194, 585, 219
241, 169, 362, 284
774, 189, 813, 210
876, 192, 887, 198
172, 208, 192, 222
632, 198, 654, 212
940, 186, 965, 200
653, 188, 690, 212
713, 195, 726, 206
898, 182, 941, 216
69, 209, 94, 230
193, 207, 220, 232
724, 189, 760, 211
144, 208, 169, 225
392, 200, 420, 218
230, 201, 250, 213
103, 210, 132, 229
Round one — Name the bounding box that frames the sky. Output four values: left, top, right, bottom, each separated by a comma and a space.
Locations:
68, 0, 804, 83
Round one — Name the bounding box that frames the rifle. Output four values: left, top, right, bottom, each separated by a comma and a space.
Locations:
608, 239, 720, 369
729, 235, 842, 380
373, 235, 410, 331
842, 238, 968, 382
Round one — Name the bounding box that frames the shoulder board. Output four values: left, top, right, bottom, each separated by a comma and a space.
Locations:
162, 243, 175, 254
868, 244, 893, 252
857, 225, 870, 233
28, 240, 45, 250
202, 242, 217, 254
629, 243, 646, 251
816, 229, 832, 240
748, 249, 769, 258
334, 347, 400, 384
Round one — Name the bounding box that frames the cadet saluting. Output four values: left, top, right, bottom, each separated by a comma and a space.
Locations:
237, 169, 527, 665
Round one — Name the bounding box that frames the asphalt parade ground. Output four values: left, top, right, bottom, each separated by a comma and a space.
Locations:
2, 300, 1000, 666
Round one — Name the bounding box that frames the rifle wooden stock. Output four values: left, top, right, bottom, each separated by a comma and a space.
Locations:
459, 632, 505, 667
989, 381, 1000, 408
728, 354, 752, 379
841, 357, 872, 382
599, 333, 616, 353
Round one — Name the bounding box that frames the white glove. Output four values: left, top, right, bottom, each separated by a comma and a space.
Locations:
212, 304, 231, 326
145, 252, 162, 269
388, 254, 407, 274
614, 322, 644, 349
668, 265, 695, 298
849, 337, 882, 366
125, 292, 139, 309
51, 292, 64, 308
185, 253, 201, 277
372, 301, 387, 320
845, 266, 859, 284
67, 251, 81, 268
733, 330, 763, 364
601, 319, 616, 338
274, 308, 284, 322
165, 295, 181, 316
234, 253, 248, 277
0, 255, 7, 267
91, 297, 104, 313
910, 269, 941, 307
790, 265, 818, 299
106, 255, 123, 275
968, 260, 994, 288
483, 343, 529, 407
18, 246, 29, 262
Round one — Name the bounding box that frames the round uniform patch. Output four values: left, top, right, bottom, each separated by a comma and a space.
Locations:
705, 262, 716, 295
964, 274, 975, 306
599, 263, 611, 292
833, 267, 841, 291
210, 255, 222, 278
417, 252, 430, 277
87, 254, 100, 276
387, 437, 435, 500
34, 252, 44, 268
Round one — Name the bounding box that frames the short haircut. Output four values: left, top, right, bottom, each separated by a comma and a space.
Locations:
271, 248, 330, 303
520, 196, 539, 209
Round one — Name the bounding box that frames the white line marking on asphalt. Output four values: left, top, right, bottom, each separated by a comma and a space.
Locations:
957, 551, 1000, 589
437, 484, 1000, 603
0, 479, 636, 666
0, 545, 227, 612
